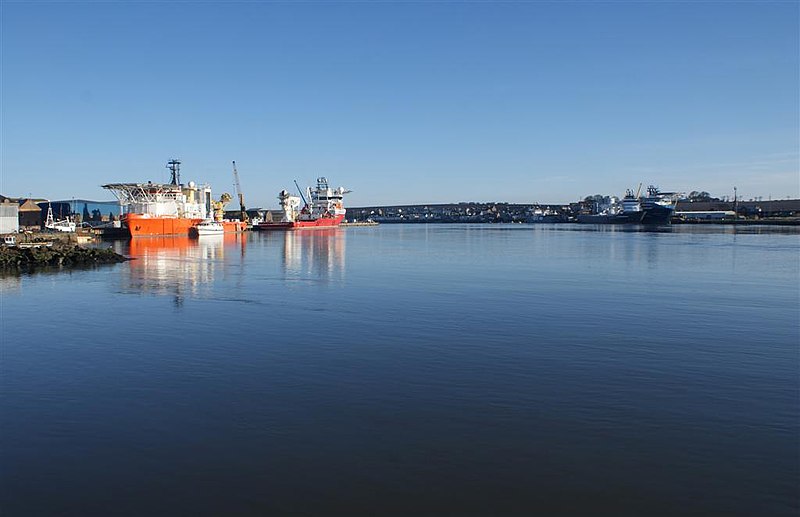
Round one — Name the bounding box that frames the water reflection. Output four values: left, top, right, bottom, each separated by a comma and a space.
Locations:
118, 234, 245, 301
282, 229, 346, 283
559, 223, 800, 236
563, 223, 675, 234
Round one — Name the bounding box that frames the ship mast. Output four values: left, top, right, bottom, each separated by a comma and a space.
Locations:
167, 159, 181, 185
45, 202, 54, 228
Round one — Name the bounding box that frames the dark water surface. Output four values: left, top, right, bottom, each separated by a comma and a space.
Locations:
2, 224, 798, 516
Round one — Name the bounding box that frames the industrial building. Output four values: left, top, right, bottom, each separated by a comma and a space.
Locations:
0, 199, 19, 233
17, 199, 44, 229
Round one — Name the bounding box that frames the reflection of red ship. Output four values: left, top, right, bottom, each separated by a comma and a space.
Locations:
125, 236, 209, 298
255, 177, 350, 230
124, 234, 245, 299
281, 228, 345, 281
127, 233, 243, 257
103, 159, 246, 237
128, 236, 197, 256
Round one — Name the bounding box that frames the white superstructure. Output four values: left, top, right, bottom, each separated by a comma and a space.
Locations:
277, 191, 303, 223
296, 177, 350, 222
102, 181, 212, 219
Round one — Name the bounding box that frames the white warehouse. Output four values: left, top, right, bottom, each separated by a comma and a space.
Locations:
0, 200, 19, 234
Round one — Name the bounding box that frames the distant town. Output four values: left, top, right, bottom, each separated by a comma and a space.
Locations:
346, 193, 800, 225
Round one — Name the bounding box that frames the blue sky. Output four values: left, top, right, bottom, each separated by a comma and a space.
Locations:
2, 1, 798, 207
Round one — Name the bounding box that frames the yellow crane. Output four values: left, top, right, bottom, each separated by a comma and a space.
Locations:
211, 192, 232, 221
232, 161, 249, 223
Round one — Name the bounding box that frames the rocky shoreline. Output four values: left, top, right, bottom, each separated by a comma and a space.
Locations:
0, 243, 128, 271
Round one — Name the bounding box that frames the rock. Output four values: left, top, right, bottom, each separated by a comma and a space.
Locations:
0, 244, 128, 271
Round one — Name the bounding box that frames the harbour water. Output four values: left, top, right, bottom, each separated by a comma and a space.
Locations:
2, 224, 798, 516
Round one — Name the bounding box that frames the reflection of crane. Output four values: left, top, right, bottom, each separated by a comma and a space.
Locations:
232, 161, 249, 223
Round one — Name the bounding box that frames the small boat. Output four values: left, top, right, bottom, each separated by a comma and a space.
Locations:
16, 242, 54, 248
193, 219, 224, 236
529, 206, 566, 223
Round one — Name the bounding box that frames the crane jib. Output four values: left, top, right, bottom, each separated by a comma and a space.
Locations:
232, 161, 249, 223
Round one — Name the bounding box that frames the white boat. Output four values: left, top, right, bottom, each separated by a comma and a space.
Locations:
50, 219, 77, 232
193, 219, 224, 236
529, 206, 565, 223
44, 203, 77, 232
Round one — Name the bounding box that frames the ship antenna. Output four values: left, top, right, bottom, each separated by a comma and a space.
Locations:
167, 159, 181, 185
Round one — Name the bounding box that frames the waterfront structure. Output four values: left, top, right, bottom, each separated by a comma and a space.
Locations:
347, 202, 566, 223
675, 211, 736, 221
0, 200, 19, 234
17, 199, 44, 229
676, 199, 800, 219
48, 200, 121, 225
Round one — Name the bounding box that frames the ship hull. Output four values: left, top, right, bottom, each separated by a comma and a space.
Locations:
293, 214, 345, 228
196, 228, 223, 236
221, 221, 247, 233
253, 221, 294, 230
124, 214, 245, 237
578, 207, 674, 225
124, 214, 204, 237
255, 214, 344, 230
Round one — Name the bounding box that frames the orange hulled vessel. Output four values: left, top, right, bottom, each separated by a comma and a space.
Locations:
103, 159, 246, 237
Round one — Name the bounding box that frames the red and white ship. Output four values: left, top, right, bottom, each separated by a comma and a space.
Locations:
255, 177, 350, 230
103, 159, 246, 237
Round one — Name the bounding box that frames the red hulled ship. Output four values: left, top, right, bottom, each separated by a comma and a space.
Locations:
255, 177, 350, 230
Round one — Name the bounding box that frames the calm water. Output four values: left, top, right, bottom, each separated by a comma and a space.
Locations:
2, 224, 798, 516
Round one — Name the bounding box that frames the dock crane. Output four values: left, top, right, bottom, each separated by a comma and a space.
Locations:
232, 161, 249, 223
